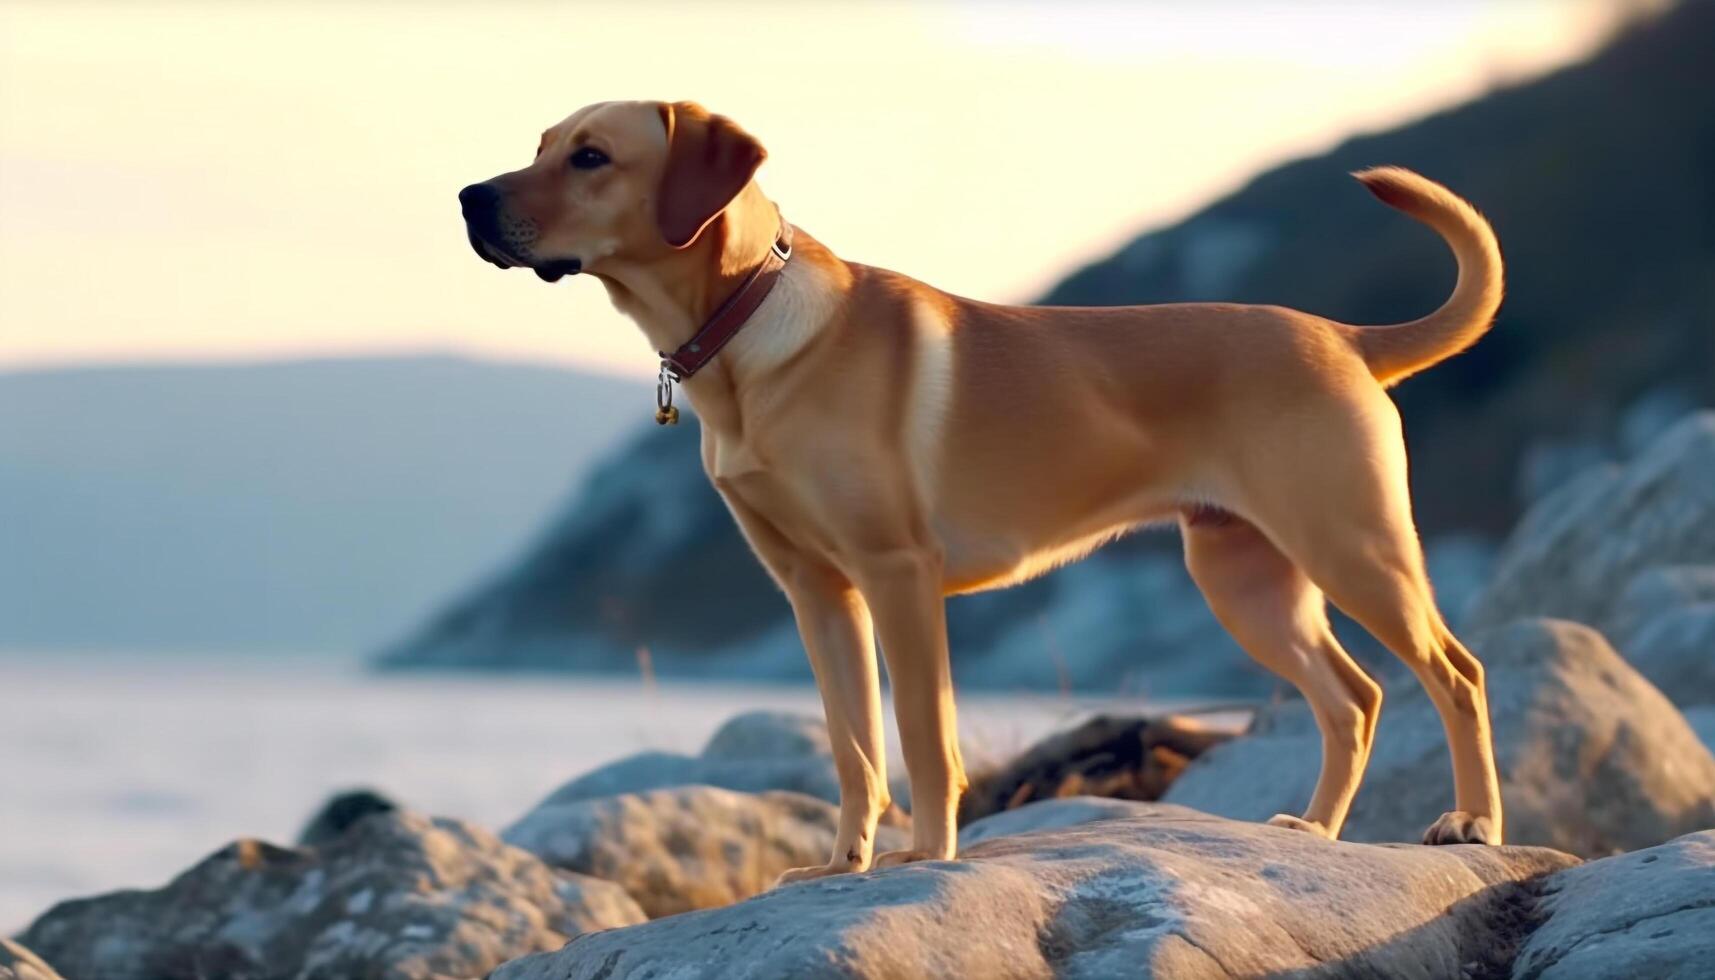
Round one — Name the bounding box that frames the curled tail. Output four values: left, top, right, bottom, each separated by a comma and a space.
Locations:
1350, 167, 1504, 387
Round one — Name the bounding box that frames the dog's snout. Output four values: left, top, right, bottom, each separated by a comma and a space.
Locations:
459, 182, 501, 216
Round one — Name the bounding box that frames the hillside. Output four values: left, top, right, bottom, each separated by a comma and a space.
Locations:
1044, 1, 1715, 536
377, 3, 1715, 692
0, 355, 637, 654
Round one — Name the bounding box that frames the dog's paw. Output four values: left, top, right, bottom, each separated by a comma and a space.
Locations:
1421, 811, 1498, 845
775, 858, 863, 886
1266, 813, 1333, 838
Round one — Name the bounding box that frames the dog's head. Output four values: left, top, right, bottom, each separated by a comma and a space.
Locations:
458, 100, 766, 282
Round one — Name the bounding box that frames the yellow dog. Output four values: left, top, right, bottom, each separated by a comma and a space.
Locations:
460, 100, 1505, 880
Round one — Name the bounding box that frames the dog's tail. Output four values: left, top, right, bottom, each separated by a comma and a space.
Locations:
1349, 167, 1503, 387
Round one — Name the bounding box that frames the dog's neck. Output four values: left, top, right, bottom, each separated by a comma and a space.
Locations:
593, 184, 784, 367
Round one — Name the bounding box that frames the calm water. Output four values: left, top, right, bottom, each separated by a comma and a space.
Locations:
0, 652, 1232, 931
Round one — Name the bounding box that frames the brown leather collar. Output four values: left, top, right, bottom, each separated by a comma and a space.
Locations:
660, 219, 794, 382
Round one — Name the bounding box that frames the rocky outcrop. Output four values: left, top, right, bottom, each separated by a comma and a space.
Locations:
1621, 603, 1715, 708
490, 801, 1581, 980
1467, 414, 1715, 638
1514, 830, 1715, 979
959, 714, 1234, 824
956, 796, 1154, 848
296, 788, 399, 846
1164, 618, 1715, 856
0, 940, 63, 980
18, 810, 644, 980
1687, 706, 1715, 756
1605, 564, 1715, 651
504, 786, 909, 919
537, 710, 842, 807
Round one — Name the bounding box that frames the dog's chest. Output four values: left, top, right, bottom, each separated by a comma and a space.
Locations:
702, 429, 842, 549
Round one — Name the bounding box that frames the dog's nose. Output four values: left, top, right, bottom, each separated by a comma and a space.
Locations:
459, 182, 500, 216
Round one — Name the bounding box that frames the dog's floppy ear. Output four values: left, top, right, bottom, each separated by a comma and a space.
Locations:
656, 101, 767, 249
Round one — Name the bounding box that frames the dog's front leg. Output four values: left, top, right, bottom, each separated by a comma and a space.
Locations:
853, 547, 965, 865
775, 566, 892, 884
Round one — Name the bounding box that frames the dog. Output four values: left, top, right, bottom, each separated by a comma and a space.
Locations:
460, 100, 1506, 878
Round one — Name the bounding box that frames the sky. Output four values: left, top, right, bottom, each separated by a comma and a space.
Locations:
0, 1, 1629, 380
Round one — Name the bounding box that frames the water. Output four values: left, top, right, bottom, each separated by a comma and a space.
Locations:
0, 652, 1230, 932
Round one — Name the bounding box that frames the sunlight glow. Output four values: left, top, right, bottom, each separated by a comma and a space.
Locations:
0, 1, 1615, 376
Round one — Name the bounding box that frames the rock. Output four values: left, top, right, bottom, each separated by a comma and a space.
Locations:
701, 710, 831, 761
490, 800, 1580, 980
18, 810, 645, 980
1621, 603, 1715, 707
1424, 533, 1498, 629
1514, 831, 1715, 979
0, 940, 64, 980
1605, 565, 1715, 651
1685, 706, 1715, 755
1515, 437, 1610, 506
504, 786, 909, 919
1165, 619, 1715, 856
296, 788, 399, 846
970, 551, 1272, 697
539, 711, 841, 806
1618, 385, 1701, 459
957, 796, 1150, 847
1468, 413, 1715, 636
958, 715, 1233, 825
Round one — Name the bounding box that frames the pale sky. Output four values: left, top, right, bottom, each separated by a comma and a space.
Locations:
0, 1, 1622, 379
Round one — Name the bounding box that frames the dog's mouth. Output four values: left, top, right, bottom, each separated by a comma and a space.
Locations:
533, 258, 582, 282
465, 231, 580, 282
467, 230, 522, 270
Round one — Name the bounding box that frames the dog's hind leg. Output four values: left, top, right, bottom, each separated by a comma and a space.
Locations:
1242, 396, 1504, 845
1181, 508, 1382, 839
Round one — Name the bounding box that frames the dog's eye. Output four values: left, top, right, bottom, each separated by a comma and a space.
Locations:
569, 147, 610, 170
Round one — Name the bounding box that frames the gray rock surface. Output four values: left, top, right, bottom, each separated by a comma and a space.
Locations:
0, 940, 63, 980
701, 710, 831, 761
1513, 831, 1715, 979
1606, 565, 1715, 652
957, 796, 1150, 847
1468, 413, 1715, 636
1621, 603, 1715, 707
18, 810, 644, 980
505, 785, 908, 918
538, 710, 841, 806
296, 788, 400, 847
1165, 618, 1715, 856
1686, 706, 1715, 756
958, 714, 1233, 825
491, 801, 1579, 980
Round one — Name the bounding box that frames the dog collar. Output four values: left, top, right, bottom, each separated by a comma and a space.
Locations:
655, 219, 794, 425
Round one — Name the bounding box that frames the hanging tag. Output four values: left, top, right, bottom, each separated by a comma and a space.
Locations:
655, 362, 680, 426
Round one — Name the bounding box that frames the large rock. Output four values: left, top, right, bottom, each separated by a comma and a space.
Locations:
505, 786, 908, 919
18, 810, 645, 980
539, 710, 841, 806
1467, 413, 1715, 636
958, 715, 1234, 824
1164, 618, 1715, 856
1514, 831, 1715, 979
956, 796, 1151, 848
296, 788, 400, 846
0, 940, 63, 980
701, 711, 831, 761
1604, 565, 1715, 650
491, 800, 1579, 980
1621, 603, 1715, 708
1685, 706, 1715, 756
